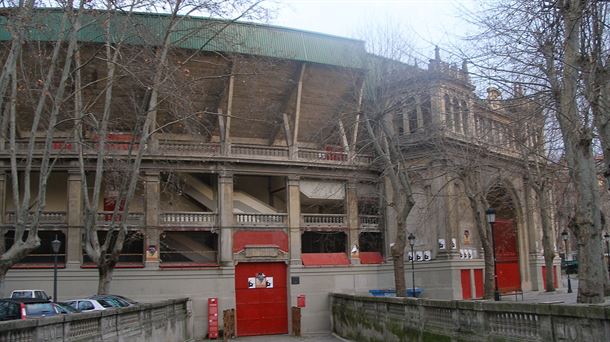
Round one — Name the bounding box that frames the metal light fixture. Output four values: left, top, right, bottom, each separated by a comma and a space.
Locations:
561, 230, 572, 293
486, 208, 500, 301
51, 235, 61, 302
407, 233, 416, 298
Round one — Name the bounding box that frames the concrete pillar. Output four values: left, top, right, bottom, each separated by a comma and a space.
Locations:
218, 172, 234, 266
346, 180, 360, 264
144, 171, 160, 268
66, 170, 83, 268
287, 176, 301, 265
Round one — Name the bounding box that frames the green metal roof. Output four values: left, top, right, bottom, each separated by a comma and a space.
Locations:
0, 8, 366, 69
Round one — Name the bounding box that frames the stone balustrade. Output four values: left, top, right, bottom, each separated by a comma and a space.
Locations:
5, 138, 373, 167
331, 293, 610, 342
0, 298, 190, 342
5, 211, 67, 225
234, 213, 287, 227
160, 212, 217, 227
301, 214, 347, 229
358, 215, 381, 231
95, 212, 144, 226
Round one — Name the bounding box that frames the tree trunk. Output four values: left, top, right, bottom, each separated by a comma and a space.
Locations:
97, 262, 115, 295
538, 189, 555, 292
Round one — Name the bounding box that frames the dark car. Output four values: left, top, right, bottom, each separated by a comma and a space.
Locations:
0, 298, 57, 321
89, 295, 138, 307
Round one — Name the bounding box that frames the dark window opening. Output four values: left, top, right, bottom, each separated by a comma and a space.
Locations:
301, 231, 346, 253
359, 232, 383, 252
160, 231, 218, 264
82, 230, 143, 264
5, 230, 66, 265
358, 197, 380, 215
394, 110, 404, 135
408, 109, 418, 133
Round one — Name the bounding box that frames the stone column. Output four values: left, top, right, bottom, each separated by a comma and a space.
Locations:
287, 176, 301, 265
144, 171, 160, 268
66, 170, 83, 268
0, 171, 5, 225
218, 172, 234, 266
346, 180, 360, 264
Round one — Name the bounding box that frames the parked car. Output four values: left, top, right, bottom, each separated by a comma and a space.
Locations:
53, 302, 80, 314
65, 298, 113, 312
0, 298, 57, 320
89, 295, 138, 308
10, 290, 51, 301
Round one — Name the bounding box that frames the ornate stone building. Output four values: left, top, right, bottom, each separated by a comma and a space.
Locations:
0, 9, 557, 338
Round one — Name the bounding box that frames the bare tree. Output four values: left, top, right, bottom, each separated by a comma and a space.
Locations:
465, 0, 609, 303
70, 0, 268, 294
0, 0, 86, 295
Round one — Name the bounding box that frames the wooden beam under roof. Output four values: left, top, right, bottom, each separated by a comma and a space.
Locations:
266, 62, 306, 145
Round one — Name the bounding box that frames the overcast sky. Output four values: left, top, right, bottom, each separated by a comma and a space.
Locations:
270, 0, 478, 63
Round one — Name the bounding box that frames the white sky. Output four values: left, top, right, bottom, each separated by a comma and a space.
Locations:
270, 0, 478, 63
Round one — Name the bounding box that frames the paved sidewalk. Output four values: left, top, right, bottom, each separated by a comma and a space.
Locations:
502, 275, 610, 305
201, 334, 347, 342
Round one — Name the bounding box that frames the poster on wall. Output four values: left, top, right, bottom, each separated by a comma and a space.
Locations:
248, 272, 274, 289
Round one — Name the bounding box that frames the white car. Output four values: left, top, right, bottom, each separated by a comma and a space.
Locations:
65, 299, 114, 312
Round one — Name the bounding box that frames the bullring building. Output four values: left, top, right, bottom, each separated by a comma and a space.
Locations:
0, 8, 557, 338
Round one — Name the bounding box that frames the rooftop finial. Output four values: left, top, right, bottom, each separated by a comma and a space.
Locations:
434, 45, 440, 61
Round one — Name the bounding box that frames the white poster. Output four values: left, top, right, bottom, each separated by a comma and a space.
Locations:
248, 273, 274, 289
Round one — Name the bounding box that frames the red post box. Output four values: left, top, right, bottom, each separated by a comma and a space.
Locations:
297, 294, 306, 308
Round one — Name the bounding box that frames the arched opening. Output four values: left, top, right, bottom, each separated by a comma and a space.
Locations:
487, 184, 521, 293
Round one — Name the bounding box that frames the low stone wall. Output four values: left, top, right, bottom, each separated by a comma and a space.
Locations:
331, 293, 610, 342
0, 298, 190, 342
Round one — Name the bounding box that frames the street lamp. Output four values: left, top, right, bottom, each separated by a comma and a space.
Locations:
408, 233, 416, 298
51, 235, 61, 302
604, 232, 610, 278
486, 208, 500, 301
561, 230, 572, 293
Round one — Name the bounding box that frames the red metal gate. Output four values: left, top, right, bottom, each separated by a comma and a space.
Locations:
493, 219, 521, 293
235, 262, 288, 336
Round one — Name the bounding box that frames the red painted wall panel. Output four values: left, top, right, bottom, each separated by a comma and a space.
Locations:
235, 262, 287, 336
359, 252, 383, 264
301, 253, 350, 266
233, 231, 289, 253
474, 269, 484, 299
494, 219, 521, 293
460, 269, 472, 299
541, 265, 558, 289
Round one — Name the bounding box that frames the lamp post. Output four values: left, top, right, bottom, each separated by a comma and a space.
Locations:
604, 232, 610, 276
51, 235, 61, 302
486, 208, 500, 301
408, 233, 416, 298
561, 230, 572, 293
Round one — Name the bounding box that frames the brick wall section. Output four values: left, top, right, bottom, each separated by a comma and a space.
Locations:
0, 298, 190, 342
331, 293, 610, 342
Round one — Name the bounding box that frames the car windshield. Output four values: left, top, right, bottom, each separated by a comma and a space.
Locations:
25, 303, 56, 317
96, 299, 114, 308
11, 291, 32, 298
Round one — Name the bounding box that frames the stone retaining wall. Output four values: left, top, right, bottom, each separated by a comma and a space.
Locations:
0, 298, 190, 342
331, 293, 610, 342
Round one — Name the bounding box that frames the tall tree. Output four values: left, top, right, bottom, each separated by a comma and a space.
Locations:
466, 0, 609, 302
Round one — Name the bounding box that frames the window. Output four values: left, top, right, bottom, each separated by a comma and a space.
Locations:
301, 231, 346, 253
82, 230, 144, 265
79, 301, 94, 311
444, 94, 452, 130
461, 100, 469, 134
160, 231, 218, 265
453, 97, 461, 133
359, 232, 383, 252
4, 230, 66, 266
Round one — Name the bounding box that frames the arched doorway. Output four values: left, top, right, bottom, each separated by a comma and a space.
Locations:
488, 185, 521, 293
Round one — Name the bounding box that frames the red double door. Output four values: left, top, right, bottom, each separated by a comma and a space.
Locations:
235, 262, 288, 336
493, 219, 522, 293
